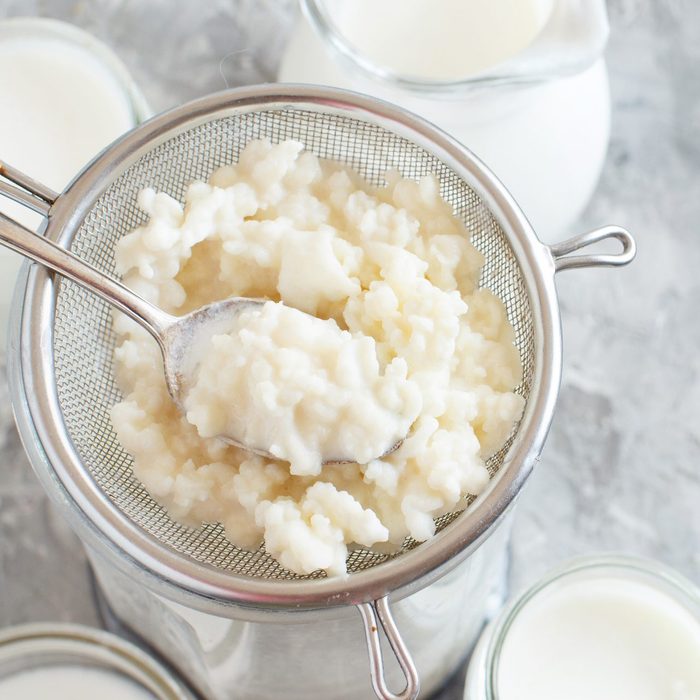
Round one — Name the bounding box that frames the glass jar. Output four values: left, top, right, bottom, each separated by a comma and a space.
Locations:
464, 555, 700, 699
279, 0, 611, 240
87, 522, 510, 700
0, 17, 151, 345
0, 623, 194, 698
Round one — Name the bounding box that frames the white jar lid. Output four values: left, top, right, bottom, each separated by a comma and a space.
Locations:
0, 624, 196, 699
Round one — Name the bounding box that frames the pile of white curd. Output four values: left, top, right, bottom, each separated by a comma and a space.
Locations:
111, 139, 523, 576
183, 300, 422, 475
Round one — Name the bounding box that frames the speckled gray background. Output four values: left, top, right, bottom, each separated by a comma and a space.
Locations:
0, 1, 698, 698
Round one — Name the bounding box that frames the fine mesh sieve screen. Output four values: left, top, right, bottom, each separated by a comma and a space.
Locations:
52, 108, 535, 580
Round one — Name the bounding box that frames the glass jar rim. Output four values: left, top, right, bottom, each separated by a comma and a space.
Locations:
300, 0, 609, 95
300, 0, 516, 93
484, 554, 700, 699
0, 623, 193, 699
0, 16, 151, 124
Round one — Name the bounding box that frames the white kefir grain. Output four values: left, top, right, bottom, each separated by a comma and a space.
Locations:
111, 140, 523, 576
183, 300, 422, 474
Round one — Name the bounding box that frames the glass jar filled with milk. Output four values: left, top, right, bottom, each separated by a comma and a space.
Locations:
279, 0, 611, 239
464, 555, 700, 700
0, 18, 150, 345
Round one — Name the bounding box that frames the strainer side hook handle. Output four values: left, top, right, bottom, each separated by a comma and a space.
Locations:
549, 225, 636, 272
0, 165, 174, 341
357, 597, 420, 700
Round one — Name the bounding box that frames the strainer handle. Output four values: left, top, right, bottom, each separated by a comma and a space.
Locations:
549, 226, 636, 272
357, 597, 420, 700
0, 201, 174, 340
0, 161, 57, 214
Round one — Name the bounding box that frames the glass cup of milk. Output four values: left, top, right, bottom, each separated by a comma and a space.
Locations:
278, 0, 611, 239
464, 555, 700, 700
0, 17, 151, 346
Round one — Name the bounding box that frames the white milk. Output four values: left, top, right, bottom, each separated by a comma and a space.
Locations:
496, 576, 700, 700
0, 665, 156, 699
0, 24, 141, 342
333, 0, 554, 80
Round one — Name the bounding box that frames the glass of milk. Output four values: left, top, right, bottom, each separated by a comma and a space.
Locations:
279, 0, 611, 239
0, 18, 151, 345
0, 623, 193, 699
464, 555, 700, 700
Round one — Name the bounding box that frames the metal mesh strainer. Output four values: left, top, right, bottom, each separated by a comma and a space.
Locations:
2, 86, 634, 700
54, 106, 534, 581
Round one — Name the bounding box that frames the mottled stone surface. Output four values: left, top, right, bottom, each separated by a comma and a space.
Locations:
0, 1, 698, 698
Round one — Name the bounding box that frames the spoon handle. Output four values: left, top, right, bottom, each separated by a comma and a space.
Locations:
0, 211, 174, 339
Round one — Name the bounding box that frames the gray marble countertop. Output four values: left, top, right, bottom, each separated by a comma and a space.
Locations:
0, 1, 698, 699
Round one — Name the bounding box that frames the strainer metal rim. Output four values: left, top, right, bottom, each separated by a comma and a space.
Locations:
10, 85, 561, 611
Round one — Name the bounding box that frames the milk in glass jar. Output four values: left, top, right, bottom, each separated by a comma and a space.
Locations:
464, 556, 700, 700
0, 18, 150, 344
279, 0, 611, 239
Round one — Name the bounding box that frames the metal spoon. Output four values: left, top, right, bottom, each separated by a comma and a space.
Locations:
0, 210, 403, 463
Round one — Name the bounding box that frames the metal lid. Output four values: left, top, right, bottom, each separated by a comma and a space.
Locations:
0, 624, 196, 699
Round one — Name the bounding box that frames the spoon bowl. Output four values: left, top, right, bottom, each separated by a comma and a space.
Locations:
163, 297, 405, 463
0, 194, 404, 463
